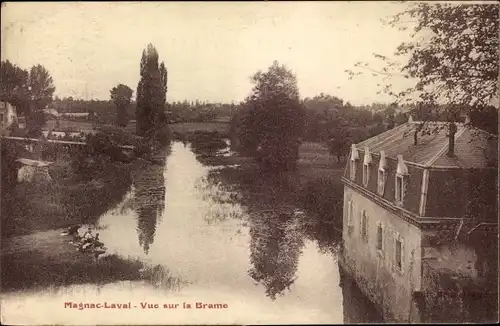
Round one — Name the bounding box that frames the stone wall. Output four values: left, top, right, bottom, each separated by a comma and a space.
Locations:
342, 185, 423, 322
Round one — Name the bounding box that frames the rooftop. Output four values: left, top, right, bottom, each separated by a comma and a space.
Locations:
16, 158, 53, 167
355, 120, 497, 169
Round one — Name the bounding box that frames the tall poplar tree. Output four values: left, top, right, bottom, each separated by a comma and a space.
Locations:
136, 44, 168, 136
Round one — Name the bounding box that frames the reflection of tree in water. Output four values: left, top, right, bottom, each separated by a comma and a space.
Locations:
248, 212, 304, 300
298, 213, 342, 256
133, 163, 166, 254
195, 174, 245, 225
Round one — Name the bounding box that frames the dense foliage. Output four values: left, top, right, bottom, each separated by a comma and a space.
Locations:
110, 84, 133, 127
235, 61, 306, 171
1, 61, 55, 136
348, 3, 498, 133
136, 44, 168, 136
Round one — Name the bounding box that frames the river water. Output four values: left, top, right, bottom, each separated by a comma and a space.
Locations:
1, 141, 381, 324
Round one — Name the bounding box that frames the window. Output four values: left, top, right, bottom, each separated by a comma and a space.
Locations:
350, 145, 359, 181
0, 113, 4, 124
350, 160, 357, 181
395, 155, 408, 203
376, 223, 383, 251
395, 175, 405, 202
363, 163, 370, 186
360, 210, 368, 242
347, 200, 354, 234
377, 169, 386, 195
395, 238, 402, 271
377, 151, 387, 196
362, 147, 372, 187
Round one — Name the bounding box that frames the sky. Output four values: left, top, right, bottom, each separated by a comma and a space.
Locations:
1, 1, 418, 106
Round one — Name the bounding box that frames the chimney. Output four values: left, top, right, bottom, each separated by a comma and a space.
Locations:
447, 122, 457, 157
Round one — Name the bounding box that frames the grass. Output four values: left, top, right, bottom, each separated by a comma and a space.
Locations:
44, 119, 96, 133
0, 248, 144, 292
201, 140, 347, 230
1, 157, 134, 239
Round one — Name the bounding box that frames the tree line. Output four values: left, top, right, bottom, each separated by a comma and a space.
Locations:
230, 3, 497, 172
0, 60, 56, 137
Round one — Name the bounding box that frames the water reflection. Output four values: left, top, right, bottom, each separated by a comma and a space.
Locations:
248, 212, 304, 299
1, 140, 383, 324
132, 162, 166, 254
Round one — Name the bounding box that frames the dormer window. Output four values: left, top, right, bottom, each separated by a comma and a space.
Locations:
377, 150, 387, 195
395, 155, 409, 204
362, 147, 372, 187
350, 144, 359, 181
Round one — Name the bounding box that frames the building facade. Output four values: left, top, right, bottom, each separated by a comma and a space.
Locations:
0, 101, 18, 133
340, 119, 498, 322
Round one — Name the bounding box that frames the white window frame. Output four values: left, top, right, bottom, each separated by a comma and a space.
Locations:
377, 151, 387, 196
362, 147, 372, 187
363, 163, 370, 186
350, 160, 357, 181
350, 144, 359, 181
395, 174, 405, 202
395, 155, 408, 204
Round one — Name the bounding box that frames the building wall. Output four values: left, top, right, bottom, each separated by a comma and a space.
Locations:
425, 168, 497, 220
0, 101, 17, 129
420, 237, 499, 323
342, 185, 423, 322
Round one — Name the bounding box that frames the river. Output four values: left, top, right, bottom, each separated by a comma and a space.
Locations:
1, 141, 381, 324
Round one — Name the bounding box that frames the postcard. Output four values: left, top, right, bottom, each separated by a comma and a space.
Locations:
1, 1, 498, 324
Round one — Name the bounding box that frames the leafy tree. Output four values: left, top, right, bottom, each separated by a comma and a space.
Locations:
237, 61, 305, 171
28, 64, 55, 111
348, 3, 498, 132
136, 44, 168, 136
0, 60, 30, 115
110, 84, 133, 127
1, 62, 55, 136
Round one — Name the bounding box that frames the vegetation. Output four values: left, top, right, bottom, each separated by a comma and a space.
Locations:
136, 43, 168, 136
1, 60, 56, 136
110, 84, 133, 127
168, 100, 237, 123
347, 3, 498, 134
234, 61, 305, 172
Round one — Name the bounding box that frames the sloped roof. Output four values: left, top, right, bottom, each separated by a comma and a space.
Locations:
16, 158, 53, 167
355, 121, 497, 168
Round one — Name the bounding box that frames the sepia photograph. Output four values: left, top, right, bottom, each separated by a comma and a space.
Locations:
0, 1, 498, 324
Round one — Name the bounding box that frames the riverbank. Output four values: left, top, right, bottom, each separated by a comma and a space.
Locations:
1, 158, 134, 239
196, 141, 346, 231
1, 147, 170, 292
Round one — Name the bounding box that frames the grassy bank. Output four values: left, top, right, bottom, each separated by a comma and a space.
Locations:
200, 141, 346, 230
1, 157, 135, 239
170, 121, 230, 135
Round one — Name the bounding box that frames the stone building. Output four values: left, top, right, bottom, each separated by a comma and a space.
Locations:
16, 158, 53, 183
0, 101, 17, 134
340, 118, 498, 323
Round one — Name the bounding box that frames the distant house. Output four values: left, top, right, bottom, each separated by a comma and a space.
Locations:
16, 158, 53, 183
341, 117, 498, 322
0, 100, 18, 133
